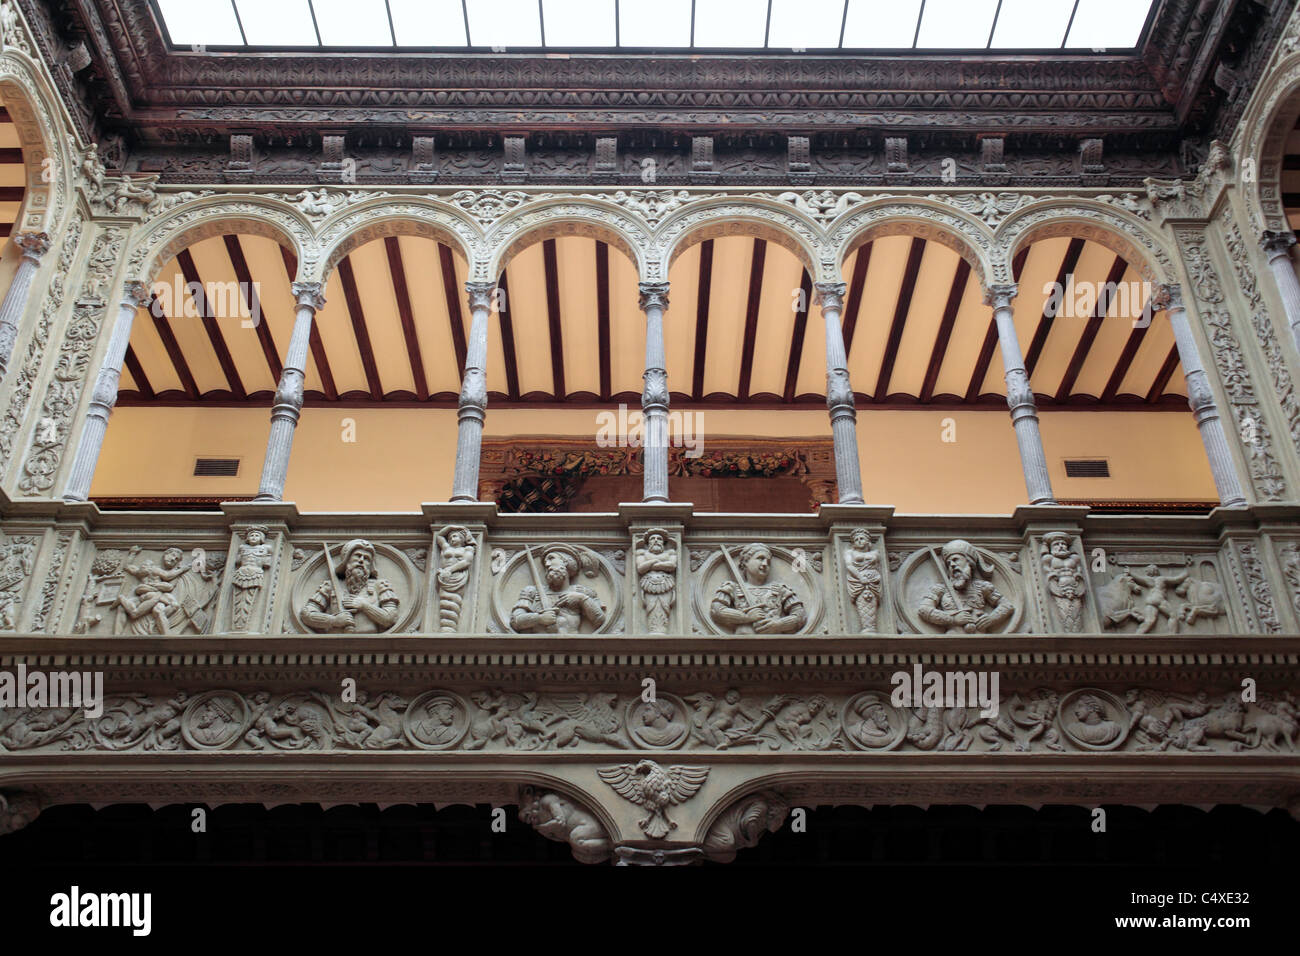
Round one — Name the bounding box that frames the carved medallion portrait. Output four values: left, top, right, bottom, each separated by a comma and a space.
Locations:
895, 540, 1022, 635
181, 690, 249, 751
1059, 689, 1131, 751
692, 542, 823, 636
287, 539, 421, 634
625, 693, 690, 750
403, 690, 471, 750
842, 691, 908, 751
491, 543, 622, 635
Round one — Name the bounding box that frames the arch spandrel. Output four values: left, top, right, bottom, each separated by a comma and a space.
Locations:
485, 197, 650, 280
996, 199, 1176, 287
126, 198, 312, 286
827, 199, 994, 288
655, 197, 823, 280
313, 197, 483, 284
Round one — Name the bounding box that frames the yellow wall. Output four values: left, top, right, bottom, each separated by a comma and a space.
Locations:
92, 405, 1216, 513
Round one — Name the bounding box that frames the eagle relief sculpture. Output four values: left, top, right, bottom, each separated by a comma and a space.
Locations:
597, 760, 710, 839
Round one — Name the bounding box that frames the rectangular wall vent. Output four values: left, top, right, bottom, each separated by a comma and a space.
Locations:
1064, 459, 1110, 478
194, 458, 240, 477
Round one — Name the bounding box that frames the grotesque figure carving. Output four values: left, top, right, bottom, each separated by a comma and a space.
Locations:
300, 539, 399, 633
843, 528, 881, 633
230, 526, 273, 633
0, 791, 41, 836
1040, 532, 1085, 632
703, 790, 790, 863
518, 786, 610, 864
917, 540, 1015, 634
710, 543, 806, 635
0, 535, 36, 630
436, 526, 475, 632
510, 545, 606, 634
635, 528, 678, 634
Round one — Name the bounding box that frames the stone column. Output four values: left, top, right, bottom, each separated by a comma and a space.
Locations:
986, 284, 1056, 505
254, 282, 326, 501
0, 232, 51, 379
1260, 230, 1300, 355
451, 281, 496, 502
62, 281, 150, 502
639, 281, 670, 502
814, 281, 865, 505
1156, 283, 1247, 507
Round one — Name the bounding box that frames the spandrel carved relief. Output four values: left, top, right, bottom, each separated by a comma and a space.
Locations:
289, 539, 419, 634
72, 546, 224, 636
1095, 554, 1226, 634
518, 786, 610, 865
634, 528, 678, 634
897, 540, 1021, 634
0, 533, 36, 630
434, 526, 476, 632
492, 543, 620, 635
695, 542, 821, 636
841, 528, 882, 633
1039, 532, 1087, 632
229, 526, 273, 633
702, 791, 790, 864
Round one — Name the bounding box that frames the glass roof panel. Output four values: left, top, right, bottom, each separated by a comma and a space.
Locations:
915, 0, 999, 49
768, 0, 845, 51
234, 0, 319, 46
1066, 0, 1153, 50
157, 0, 244, 46
389, 0, 469, 46
543, 0, 617, 47
618, 0, 692, 47
990, 0, 1075, 48
841, 0, 922, 48
312, 0, 393, 46
694, 0, 769, 48
465, 0, 543, 48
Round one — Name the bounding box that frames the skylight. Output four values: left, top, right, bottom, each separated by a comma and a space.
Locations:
153, 0, 1157, 52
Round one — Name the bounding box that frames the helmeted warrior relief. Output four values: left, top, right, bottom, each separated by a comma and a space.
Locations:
300, 539, 399, 633
0, 534, 36, 630
1040, 532, 1085, 632
710, 543, 807, 634
635, 528, 677, 634
435, 526, 475, 632
598, 760, 710, 839
518, 786, 610, 864
843, 528, 881, 633
230, 526, 273, 633
917, 540, 1015, 634
109, 546, 224, 635
702, 790, 790, 863
510, 545, 606, 634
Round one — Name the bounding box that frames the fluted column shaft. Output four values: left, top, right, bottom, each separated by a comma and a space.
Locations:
987, 284, 1056, 505
815, 281, 864, 504
1260, 231, 1300, 356
451, 281, 496, 501
62, 281, 150, 502
639, 282, 670, 502
254, 282, 326, 501
1158, 284, 1247, 507
0, 232, 51, 379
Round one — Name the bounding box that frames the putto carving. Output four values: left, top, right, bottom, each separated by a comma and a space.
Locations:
910, 540, 1018, 634
72, 546, 223, 636
518, 786, 610, 864
508, 545, 607, 634
1040, 532, 1086, 632
598, 760, 710, 839
435, 526, 475, 632
709, 543, 807, 635
299, 539, 400, 633
0, 534, 36, 630
842, 528, 881, 633
1097, 557, 1224, 633
635, 529, 677, 634
703, 790, 790, 863
230, 526, 273, 633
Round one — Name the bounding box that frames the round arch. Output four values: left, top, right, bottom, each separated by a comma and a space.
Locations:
1244, 50, 1300, 234
0, 59, 75, 235
313, 197, 481, 285
485, 197, 649, 280
828, 200, 994, 289
656, 197, 822, 279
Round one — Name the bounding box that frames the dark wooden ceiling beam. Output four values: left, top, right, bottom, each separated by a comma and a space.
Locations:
437, 242, 468, 379
336, 255, 385, 401
965, 248, 1029, 403
736, 238, 768, 401
222, 234, 282, 382
0, 186, 23, 201
123, 345, 154, 401
595, 240, 612, 402
147, 292, 198, 400
920, 257, 971, 403
690, 239, 714, 401
1147, 345, 1181, 403
1024, 237, 1085, 376
177, 248, 245, 400
840, 241, 871, 356
541, 238, 566, 399
1055, 254, 1129, 402
279, 244, 337, 401
874, 237, 926, 402
497, 270, 521, 401
385, 236, 429, 400
1101, 294, 1154, 403
783, 271, 813, 403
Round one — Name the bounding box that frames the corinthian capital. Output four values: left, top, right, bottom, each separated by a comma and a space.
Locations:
1151, 283, 1182, 313
13, 232, 50, 261
466, 281, 497, 312
122, 280, 151, 309
638, 282, 670, 312
813, 281, 847, 312
291, 281, 326, 311
1260, 230, 1297, 261
983, 283, 1018, 309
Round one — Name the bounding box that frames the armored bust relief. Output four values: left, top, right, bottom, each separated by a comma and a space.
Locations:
300, 539, 399, 633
